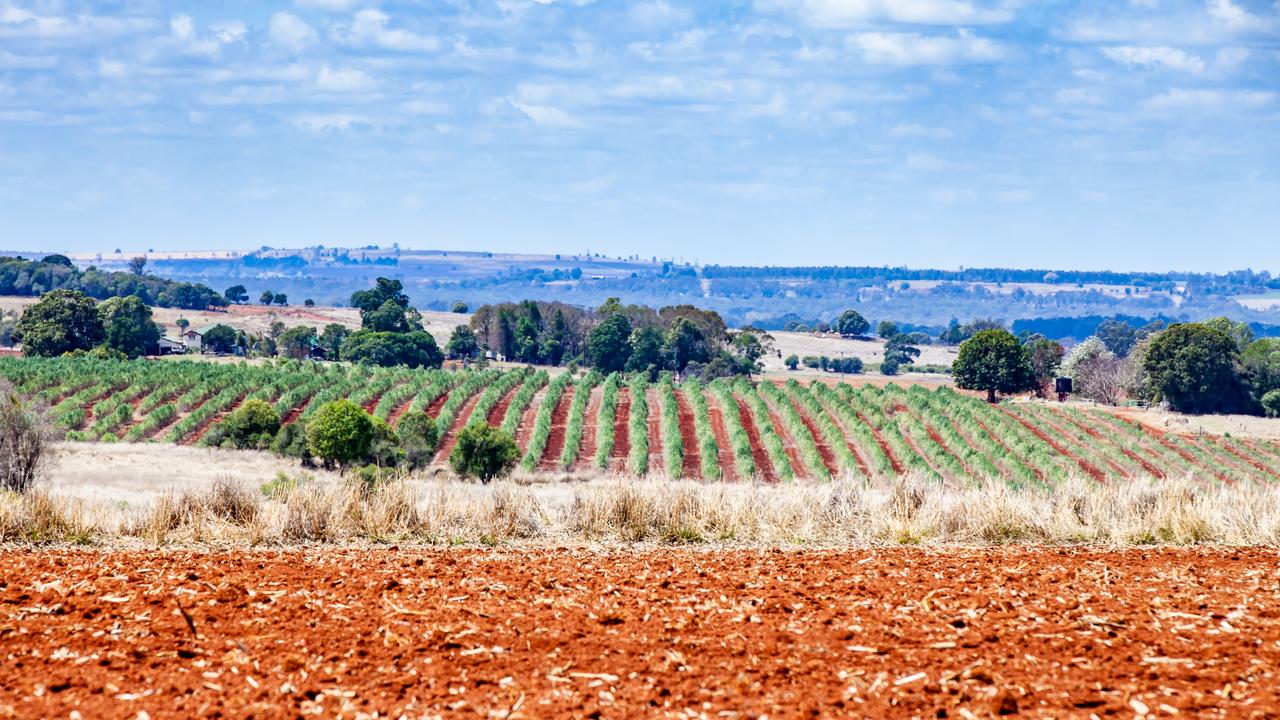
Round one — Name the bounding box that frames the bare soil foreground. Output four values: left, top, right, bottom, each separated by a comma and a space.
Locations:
3, 548, 1279, 719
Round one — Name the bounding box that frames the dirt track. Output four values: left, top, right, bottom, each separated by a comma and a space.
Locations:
3, 548, 1279, 718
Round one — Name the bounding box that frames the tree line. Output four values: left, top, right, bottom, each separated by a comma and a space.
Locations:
0, 255, 226, 310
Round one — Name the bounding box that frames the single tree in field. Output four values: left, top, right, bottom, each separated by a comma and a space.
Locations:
260, 290, 275, 305
274, 292, 288, 307
0, 379, 53, 493
277, 326, 317, 360
784, 354, 799, 371
952, 329, 1037, 403
1024, 336, 1065, 398
451, 301, 469, 314
306, 400, 375, 468
1142, 323, 1248, 414
202, 324, 238, 354
99, 295, 161, 358
225, 285, 249, 304
588, 314, 632, 373
877, 320, 899, 339
445, 325, 480, 359
304, 298, 315, 307
450, 422, 519, 483
882, 333, 921, 369
176, 318, 190, 332
128, 256, 147, 276
15, 290, 104, 357
833, 310, 870, 338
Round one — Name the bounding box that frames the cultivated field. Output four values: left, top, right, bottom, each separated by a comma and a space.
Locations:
6, 356, 1280, 486
2, 548, 1278, 718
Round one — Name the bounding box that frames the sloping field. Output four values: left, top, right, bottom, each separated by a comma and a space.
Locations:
5, 356, 1280, 484
2, 548, 1278, 718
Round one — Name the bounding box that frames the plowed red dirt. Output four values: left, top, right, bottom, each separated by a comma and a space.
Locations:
736, 395, 776, 482
537, 386, 574, 470
574, 386, 602, 471
674, 389, 701, 478
4, 548, 1279, 719
705, 395, 738, 482
486, 383, 522, 428
788, 395, 838, 476
610, 389, 631, 473
646, 388, 663, 475
431, 391, 484, 465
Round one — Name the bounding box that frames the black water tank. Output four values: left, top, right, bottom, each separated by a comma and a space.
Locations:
1055, 377, 1073, 394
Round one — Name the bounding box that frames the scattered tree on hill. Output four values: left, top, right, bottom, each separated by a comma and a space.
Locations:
1095, 319, 1137, 357
833, 310, 869, 338
260, 290, 275, 305
449, 422, 519, 483
15, 290, 104, 357
784, 354, 799, 370
306, 400, 375, 468
1142, 323, 1249, 414
882, 333, 921, 373
952, 329, 1036, 402
224, 285, 248, 304
451, 301, 469, 314
274, 292, 288, 306
40, 254, 73, 267
877, 320, 899, 339
128, 256, 147, 276
99, 296, 161, 358
304, 298, 315, 307
202, 324, 238, 354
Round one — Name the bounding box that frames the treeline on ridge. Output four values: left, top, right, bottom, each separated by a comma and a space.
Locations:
0, 254, 226, 310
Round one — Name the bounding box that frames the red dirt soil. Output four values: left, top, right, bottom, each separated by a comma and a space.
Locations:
853, 409, 905, 475
673, 390, 701, 479
537, 386, 575, 471
4, 548, 1280, 719
424, 391, 450, 420
764, 405, 808, 479
1049, 408, 1166, 479
280, 393, 316, 428
573, 386, 602, 472
646, 388, 664, 476
485, 383, 522, 428
787, 396, 839, 477
184, 391, 251, 446
386, 395, 417, 428
736, 396, 777, 483
431, 391, 485, 466
514, 389, 546, 455
610, 389, 631, 473
704, 395, 739, 482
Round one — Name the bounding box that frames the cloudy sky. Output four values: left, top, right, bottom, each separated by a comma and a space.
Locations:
1, 0, 1277, 271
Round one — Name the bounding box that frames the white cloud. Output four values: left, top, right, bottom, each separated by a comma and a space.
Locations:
337, 10, 439, 52
315, 65, 375, 92
629, 1, 693, 29
0, 5, 153, 41
295, 0, 361, 10
211, 21, 247, 45
773, 0, 1016, 28
295, 113, 382, 131
269, 12, 318, 53
168, 15, 244, 58
1102, 45, 1204, 73
98, 59, 127, 78
993, 188, 1034, 203
850, 29, 1006, 65
1206, 0, 1268, 31
403, 99, 451, 115
905, 152, 948, 170
509, 99, 582, 128
1144, 88, 1275, 111
890, 122, 954, 139
0, 49, 55, 68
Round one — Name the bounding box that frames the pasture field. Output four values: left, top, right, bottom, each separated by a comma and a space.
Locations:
4, 356, 1280, 485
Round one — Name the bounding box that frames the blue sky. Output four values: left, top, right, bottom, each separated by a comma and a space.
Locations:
0, 0, 1277, 271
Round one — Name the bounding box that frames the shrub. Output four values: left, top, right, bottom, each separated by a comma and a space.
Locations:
784, 354, 799, 370
1263, 389, 1280, 418
397, 412, 440, 468
0, 381, 53, 493
205, 399, 280, 449
271, 420, 311, 462
450, 423, 519, 483
306, 400, 375, 467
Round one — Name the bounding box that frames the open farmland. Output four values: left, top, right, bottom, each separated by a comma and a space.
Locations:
5, 356, 1279, 485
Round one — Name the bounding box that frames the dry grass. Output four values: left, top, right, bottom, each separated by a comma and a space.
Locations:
3, 472, 1280, 548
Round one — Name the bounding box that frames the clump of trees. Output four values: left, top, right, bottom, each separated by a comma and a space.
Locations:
952, 329, 1037, 402
0, 255, 226, 310
450, 423, 519, 482
15, 290, 162, 359
337, 278, 444, 369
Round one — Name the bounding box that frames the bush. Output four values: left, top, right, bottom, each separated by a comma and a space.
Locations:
271, 420, 311, 462
1263, 389, 1280, 418
306, 400, 375, 467
397, 412, 440, 469
450, 422, 519, 482
0, 381, 53, 493
205, 399, 280, 449
784, 354, 799, 370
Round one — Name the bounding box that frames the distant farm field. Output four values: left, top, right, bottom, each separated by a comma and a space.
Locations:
5, 356, 1279, 485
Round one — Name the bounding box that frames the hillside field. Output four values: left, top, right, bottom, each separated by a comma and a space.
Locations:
5, 356, 1279, 486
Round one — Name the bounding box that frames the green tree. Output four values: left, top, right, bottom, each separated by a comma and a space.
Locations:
397, 412, 440, 468
1203, 316, 1255, 352
274, 292, 288, 306
1242, 338, 1280, 408
202, 324, 238, 354
128, 256, 147, 276
664, 317, 708, 372
882, 333, 921, 368
953, 329, 1037, 402
206, 399, 280, 449
365, 298, 422, 333
319, 323, 349, 359
1024, 336, 1065, 398
625, 325, 665, 378
1262, 389, 1280, 418
339, 330, 444, 369
876, 320, 899, 339
446, 325, 480, 359
277, 326, 317, 360
259, 290, 275, 305
833, 310, 870, 338
451, 301, 469, 314
1142, 323, 1248, 414
449, 422, 519, 483
588, 314, 632, 373
730, 327, 773, 376
15, 290, 104, 357
224, 285, 248, 304
306, 400, 375, 467
784, 354, 799, 370
99, 295, 160, 358
1095, 319, 1137, 357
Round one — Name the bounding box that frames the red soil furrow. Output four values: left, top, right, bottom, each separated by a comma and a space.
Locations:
281, 394, 314, 427
1028, 410, 1132, 478
425, 391, 450, 420
786, 397, 838, 477
646, 388, 664, 476
360, 384, 393, 415
764, 406, 807, 479
537, 386, 575, 471
1086, 413, 1192, 478
574, 386, 602, 472
1177, 434, 1252, 483
610, 389, 631, 474
1242, 438, 1280, 468
674, 390, 701, 479
432, 391, 486, 466
705, 395, 739, 482
76, 388, 118, 429
184, 390, 251, 446
1000, 408, 1107, 483
895, 423, 952, 482
967, 416, 1044, 482
933, 411, 1026, 482
809, 395, 871, 477
736, 397, 777, 483
852, 409, 904, 475
47, 381, 92, 407
1051, 409, 1165, 479
115, 391, 168, 438
485, 383, 522, 428
514, 389, 546, 455
387, 394, 418, 427
1206, 437, 1273, 478
1098, 414, 1213, 476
